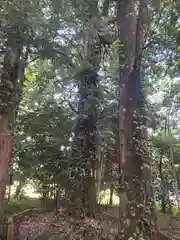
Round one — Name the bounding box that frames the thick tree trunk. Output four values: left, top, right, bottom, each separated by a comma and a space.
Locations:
69, 69, 99, 217
0, 121, 14, 233
68, 0, 103, 218
0, 45, 24, 233
117, 0, 157, 239
0, 134, 12, 221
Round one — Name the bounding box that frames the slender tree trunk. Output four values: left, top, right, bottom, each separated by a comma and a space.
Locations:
167, 188, 172, 214
14, 179, 26, 199
7, 173, 13, 203
55, 188, 61, 213
169, 146, 180, 213
109, 183, 114, 205
161, 191, 166, 213
159, 151, 166, 213
97, 151, 104, 204
42, 192, 47, 208
7, 185, 11, 203
167, 117, 180, 213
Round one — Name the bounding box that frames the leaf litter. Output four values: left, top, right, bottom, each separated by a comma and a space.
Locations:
13, 209, 180, 240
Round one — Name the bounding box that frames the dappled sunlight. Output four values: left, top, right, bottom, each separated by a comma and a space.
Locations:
98, 189, 119, 205
0, 0, 180, 239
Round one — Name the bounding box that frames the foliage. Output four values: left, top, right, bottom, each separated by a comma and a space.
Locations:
0, 1, 180, 238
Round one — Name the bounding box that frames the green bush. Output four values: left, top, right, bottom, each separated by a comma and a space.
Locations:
171, 203, 179, 216
155, 202, 162, 213
155, 202, 179, 216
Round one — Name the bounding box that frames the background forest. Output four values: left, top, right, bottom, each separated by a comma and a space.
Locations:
0, 0, 180, 239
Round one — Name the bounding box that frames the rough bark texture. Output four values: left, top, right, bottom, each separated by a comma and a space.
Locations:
69, 69, 99, 217
117, 0, 158, 239
159, 151, 166, 213
0, 44, 24, 233
109, 183, 114, 205
68, 0, 103, 217
169, 146, 180, 213
0, 134, 12, 222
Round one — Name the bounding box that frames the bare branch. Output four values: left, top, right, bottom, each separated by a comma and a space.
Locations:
25, 55, 40, 66
60, 99, 78, 114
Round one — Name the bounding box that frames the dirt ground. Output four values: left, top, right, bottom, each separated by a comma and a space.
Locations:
14, 210, 180, 240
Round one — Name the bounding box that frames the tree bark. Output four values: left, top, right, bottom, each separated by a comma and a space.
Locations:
0, 45, 24, 233
97, 151, 104, 203
169, 146, 180, 214
69, 69, 99, 218
167, 188, 172, 214
117, 0, 157, 239
159, 151, 166, 213
167, 119, 180, 213
55, 188, 61, 213
14, 179, 26, 199
68, 0, 102, 217
0, 135, 12, 219
109, 183, 114, 205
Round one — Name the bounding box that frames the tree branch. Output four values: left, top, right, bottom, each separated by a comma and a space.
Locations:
25, 55, 40, 66
101, 0, 110, 17
60, 99, 78, 114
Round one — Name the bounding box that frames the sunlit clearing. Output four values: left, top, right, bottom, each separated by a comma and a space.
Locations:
98, 189, 119, 205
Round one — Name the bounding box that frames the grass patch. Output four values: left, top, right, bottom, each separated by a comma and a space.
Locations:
156, 202, 162, 214
4, 198, 55, 215
4, 198, 42, 215
171, 203, 179, 216
155, 202, 179, 216
5, 198, 179, 217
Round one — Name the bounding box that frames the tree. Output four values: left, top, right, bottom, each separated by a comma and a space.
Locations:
0, 1, 29, 226
1, 0, 180, 238
13, 63, 75, 204
68, 0, 113, 217
116, 0, 157, 238
0, 0, 74, 227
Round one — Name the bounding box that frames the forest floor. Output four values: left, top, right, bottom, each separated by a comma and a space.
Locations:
14, 209, 180, 240
157, 214, 180, 240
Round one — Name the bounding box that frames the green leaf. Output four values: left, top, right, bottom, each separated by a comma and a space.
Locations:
111, 39, 121, 49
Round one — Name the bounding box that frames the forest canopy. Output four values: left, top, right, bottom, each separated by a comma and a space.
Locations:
0, 0, 180, 239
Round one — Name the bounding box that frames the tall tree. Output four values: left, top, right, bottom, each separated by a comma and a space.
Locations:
117, 0, 157, 239
68, 0, 113, 217
0, 0, 72, 227
0, 2, 27, 226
